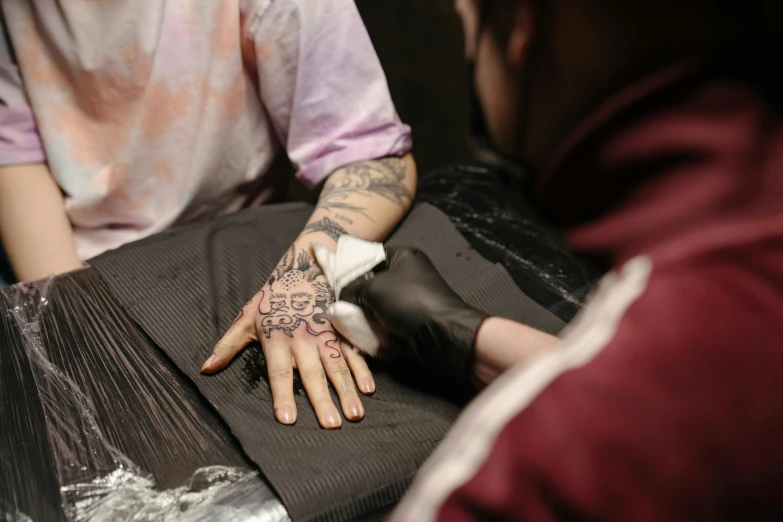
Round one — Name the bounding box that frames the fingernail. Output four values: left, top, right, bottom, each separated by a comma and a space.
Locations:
347, 401, 364, 421
200, 354, 217, 373
323, 410, 342, 429
276, 406, 296, 425
360, 379, 376, 394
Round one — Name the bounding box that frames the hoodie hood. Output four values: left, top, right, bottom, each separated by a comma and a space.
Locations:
536, 34, 783, 269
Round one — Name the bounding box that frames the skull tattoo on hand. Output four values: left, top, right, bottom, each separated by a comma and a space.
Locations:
258, 247, 335, 342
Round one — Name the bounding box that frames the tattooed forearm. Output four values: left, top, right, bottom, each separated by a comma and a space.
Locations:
334, 214, 354, 225
315, 201, 370, 218
304, 217, 348, 242
317, 157, 413, 216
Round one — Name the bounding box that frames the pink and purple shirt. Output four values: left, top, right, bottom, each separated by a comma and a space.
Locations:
0, 0, 411, 260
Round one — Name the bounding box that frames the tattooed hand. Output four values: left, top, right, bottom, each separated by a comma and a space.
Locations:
199, 154, 415, 428
201, 245, 376, 429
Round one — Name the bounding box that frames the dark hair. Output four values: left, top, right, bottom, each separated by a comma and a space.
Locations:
479, 0, 518, 44
482, 0, 781, 35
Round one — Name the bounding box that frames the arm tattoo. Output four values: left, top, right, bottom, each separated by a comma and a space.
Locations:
334, 214, 354, 225
303, 217, 348, 242
257, 246, 340, 357
317, 157, 412, 217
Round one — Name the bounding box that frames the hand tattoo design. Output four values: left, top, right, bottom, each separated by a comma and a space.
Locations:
317, 157, 413, 217
258, 247, 341, 357
232, 299, 252, 324
304, 217, 348, 242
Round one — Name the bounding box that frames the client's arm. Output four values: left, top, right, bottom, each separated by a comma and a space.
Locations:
302, 153, 417, 244
202, 0, 415, 429
203, 154, 417, 430
0, 163, 82, 282
0, 22, 80, 283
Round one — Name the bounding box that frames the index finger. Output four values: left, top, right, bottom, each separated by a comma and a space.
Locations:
201, 299, 255, 373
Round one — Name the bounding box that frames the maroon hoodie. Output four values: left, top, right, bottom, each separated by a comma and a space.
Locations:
391, 36, 783, 522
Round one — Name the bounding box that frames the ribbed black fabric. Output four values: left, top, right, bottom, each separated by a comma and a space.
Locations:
91, 203, 565, 522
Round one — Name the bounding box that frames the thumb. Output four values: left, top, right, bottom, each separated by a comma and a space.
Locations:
201, 322, 255, 374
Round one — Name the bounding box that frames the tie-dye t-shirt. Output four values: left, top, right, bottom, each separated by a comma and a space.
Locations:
0, 0, 412, 260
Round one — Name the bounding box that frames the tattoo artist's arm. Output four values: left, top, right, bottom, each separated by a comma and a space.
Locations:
300, 153, 417, 247
471, 317, 559, 388
0, 163, 82, 282
341, 247, 558, 388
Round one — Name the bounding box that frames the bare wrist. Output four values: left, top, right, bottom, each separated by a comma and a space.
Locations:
470, 317, 559, 388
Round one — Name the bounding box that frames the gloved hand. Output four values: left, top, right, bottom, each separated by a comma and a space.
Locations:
341, 247, 488, 386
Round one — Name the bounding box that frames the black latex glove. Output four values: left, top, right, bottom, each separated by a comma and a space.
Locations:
341, 247, 488, 386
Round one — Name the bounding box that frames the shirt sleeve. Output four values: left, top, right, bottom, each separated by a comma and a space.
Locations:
392, 257, 783, 522
245, 0, 412, 189
0, 19, 45, 167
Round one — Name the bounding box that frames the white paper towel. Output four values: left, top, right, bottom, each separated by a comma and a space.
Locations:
312, 236, 386, 357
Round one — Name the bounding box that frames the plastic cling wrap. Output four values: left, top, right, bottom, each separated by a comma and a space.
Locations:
0, 270, 290, 522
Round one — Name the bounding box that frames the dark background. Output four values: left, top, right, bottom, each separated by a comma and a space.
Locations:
356, 0, 471, 174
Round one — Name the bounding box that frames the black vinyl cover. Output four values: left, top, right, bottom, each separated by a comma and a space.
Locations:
90, 203, 565, 522
417, 164, 601, 322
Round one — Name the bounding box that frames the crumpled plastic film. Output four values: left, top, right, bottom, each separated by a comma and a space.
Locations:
63, 466, 288, 522
0, 272, 290, 522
